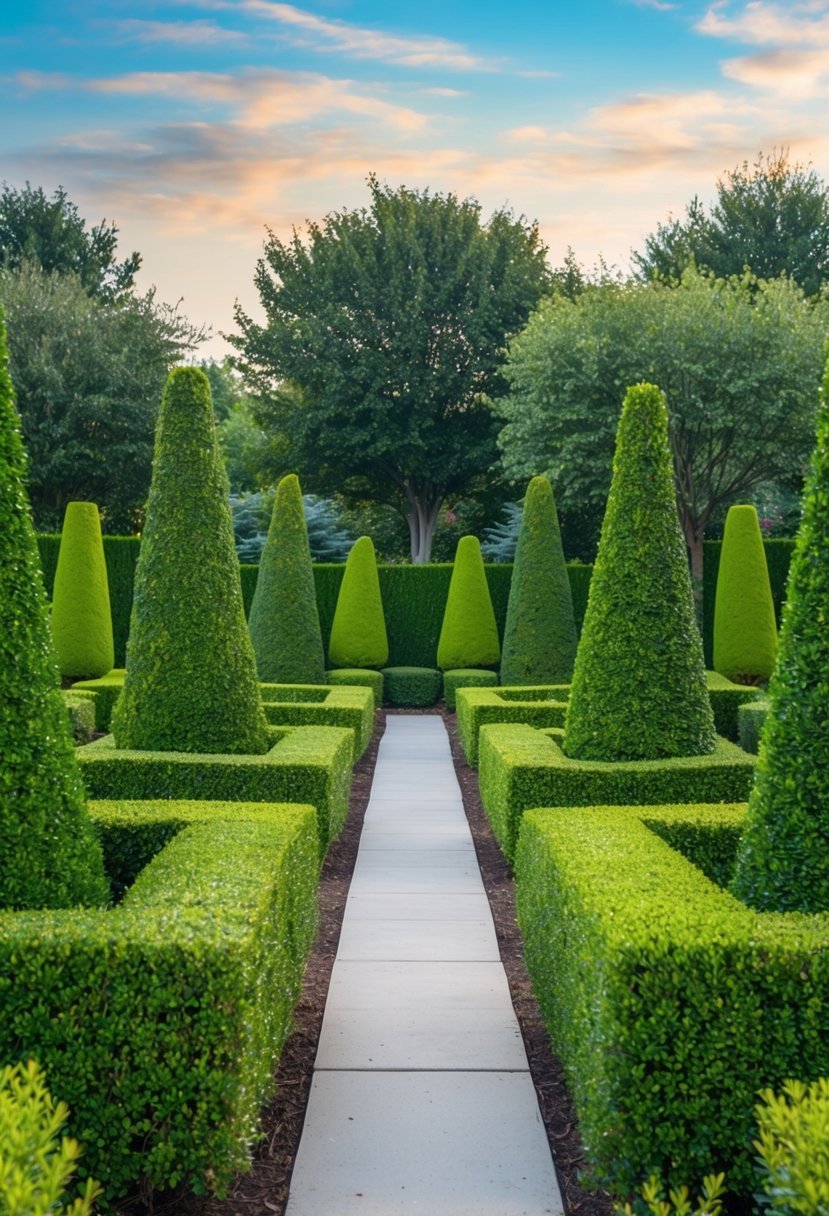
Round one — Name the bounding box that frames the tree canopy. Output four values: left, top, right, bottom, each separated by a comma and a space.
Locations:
232, 176, 550, 562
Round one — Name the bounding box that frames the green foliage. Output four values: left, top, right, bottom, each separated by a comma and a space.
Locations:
233, 176, 550, 562
62, 691, 96, 744
456, 685, 570, 766
248, 474, 327, 685
754, 1078, 829, 1216
326, 667, 384, 707
260, 683, 374, 761
703, 538, 792, 666
732, 368, 829, 912
437, 536, 500, 670
113, 368, 270, 754
514, 803, 829, 1197
0, 1059, 101, 1215
616, 1171, 726, 1216
78, 726, 354, 853
50, 502, 114, 679
714, 506, 777, 683
480, 723, 754, 862
442, 668, 499, 712
231, 491, 353, 564
328, 536, 389, 669
381, 667, 443, 707
70, 669, 125, 731
564, 384, 716, 761
738, 699, 769, 755
500, 476, 577, 685
0, 310, 108, 911
0, 803, 318, 1202
481, 501, 522, 562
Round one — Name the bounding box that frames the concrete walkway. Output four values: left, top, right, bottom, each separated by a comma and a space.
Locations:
286, 714, 563, 1216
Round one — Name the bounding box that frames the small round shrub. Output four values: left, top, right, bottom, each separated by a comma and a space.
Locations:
437, 535, 500, 671
381, 666, 442, 707
248, 474, 326, 684
51, 502, 114, 679
713, 505, 777, 684
328, 536, 389, 669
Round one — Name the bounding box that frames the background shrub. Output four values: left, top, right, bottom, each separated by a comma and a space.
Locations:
381, 666, 442, 707
437, 536, 500, 670
713, 505, 777, 683
50, 501, 114, 679
328, 536, 389, 669
754, 1078, 829, 1216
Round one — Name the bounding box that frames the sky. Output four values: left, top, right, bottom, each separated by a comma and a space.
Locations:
3, 0, 829, 357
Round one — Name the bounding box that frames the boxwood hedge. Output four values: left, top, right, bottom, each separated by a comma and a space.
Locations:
442, 668, 499, 711
738, 699, 769, 755
259, 683, 373, 761
71, 668, 126, 730
381, 666, 443, 707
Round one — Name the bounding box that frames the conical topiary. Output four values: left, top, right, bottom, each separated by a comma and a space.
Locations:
0, 312, 108, 910
563, 383, 715, 761
51, 502, 114, 679
112, 367, 269, 754
730, 367, 829, 912
713, 505, 777, 684
500, 476, 578, 684
328, 536, 388, 669
248, 474, 326, 683
437, 535, 500, 671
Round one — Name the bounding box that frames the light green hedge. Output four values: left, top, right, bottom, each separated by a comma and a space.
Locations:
479, 723, 755, 863
71, 668, 126, 730
77, 726, 353, 854
738, 699, 770, 755
515, 803, 829, 1196
442, 668, 499, 711
260, 684, 373, 761
326, 667, 383, 706
0, 801, 318, 1203
62, 689, 96, 743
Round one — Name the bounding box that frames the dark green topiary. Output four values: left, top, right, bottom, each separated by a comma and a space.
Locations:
500, 476, 577, 685
563, 383, 715, 761
0, 312, 108, 910
731, 369, 829, 912
51, 502, 115, 679
328, 536, 388, 669
112, 368, 269, 754
248, 474, 326, 684
714, 505, 777, 684
436, 535, 500, 671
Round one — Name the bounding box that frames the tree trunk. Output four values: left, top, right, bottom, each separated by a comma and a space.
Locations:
404, 484, 443, 564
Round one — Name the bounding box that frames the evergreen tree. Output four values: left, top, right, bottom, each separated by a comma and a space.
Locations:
437, 535, 500, 670
328, 536, 389, 669
713, 505, 777, 684
50, 501, 114, 679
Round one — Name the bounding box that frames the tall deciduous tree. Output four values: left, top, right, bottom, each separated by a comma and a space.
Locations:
233, 176, 549, 563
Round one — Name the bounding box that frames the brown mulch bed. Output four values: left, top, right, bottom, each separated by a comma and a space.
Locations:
136, 706, 613, 1216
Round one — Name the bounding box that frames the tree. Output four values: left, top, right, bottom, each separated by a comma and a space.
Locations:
233, 176, 550, 563
0, 260, 204, 532
634, 151, 829, 297
0, 181, 140, 298
713, 505, 777, 684
496, 265, 828, 598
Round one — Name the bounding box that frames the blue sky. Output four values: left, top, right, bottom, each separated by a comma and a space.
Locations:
3, 1, 828, 355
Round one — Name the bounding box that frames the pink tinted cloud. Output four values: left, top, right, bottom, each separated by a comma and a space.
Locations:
114, 19, 249, 47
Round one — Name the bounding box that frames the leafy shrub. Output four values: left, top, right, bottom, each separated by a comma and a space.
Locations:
62, 691, 96, 743
381, 666, 442, 707
437, 536, 500, 670
248, 474, 326, 684
500, 476, 577, 685
738, 699, 769, 755
69, 669, 125, 731
260, 683, 373, 760
481, 501, 522, 562
50, 502, 114, 679
442, 668, 498, 711
754, 1078, 829, 1216
326, 667, 383, 706
328, 536, 389, 669
616, 1171, 726, 1216
564, 384, 715, 761
113, 368, 270, 754
714, 505, 777, 684
0, 310, 109, 911
0, 1059, 101, 1215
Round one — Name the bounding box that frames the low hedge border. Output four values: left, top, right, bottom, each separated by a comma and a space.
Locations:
0, 801, 319, 1202
76, 726, 354, 854
704, 671, 761, 739
380, 666, 442, 707
62, 689, 96, 743
478, 723, 755, 863
70, 669, 126, 731
738, 698, 770, 755
515, 803, 829, 1197
259, 683, 374, 761
327, 667, 384, 707
442, 668, 498, 712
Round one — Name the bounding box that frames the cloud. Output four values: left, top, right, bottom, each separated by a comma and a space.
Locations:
723, 47, 829, 95
506, 126, 548, 142
113, 19, 249, 47
696, 1, 829, 47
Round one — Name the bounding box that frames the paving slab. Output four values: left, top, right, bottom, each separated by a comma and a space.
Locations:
335, 916, 499, 962
323, 960, 516, 1011
344, 892, 494, 920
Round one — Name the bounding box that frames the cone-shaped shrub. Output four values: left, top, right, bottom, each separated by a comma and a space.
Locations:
500, 476, 578, 685
51, 502, 114, 679
248, 474, 326, 683
437, 535, 500, 671
713, 505, 777, 684
328, 536, 388, 669
731, 369, 829, 912
563, 383, 715, 761
112, 368, 269, 754
0, 314, 108, 909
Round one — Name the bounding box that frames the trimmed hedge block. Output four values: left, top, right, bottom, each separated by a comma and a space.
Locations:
515, 803, 829, 1196
327, 667, 383, 707
0, 801, 318, 1202
62, 690, 96, 743
443, 668, 499, 712
259, 684, 373, 761
738, 698, 770, 755
77, 726, 353, 854
705, 670, 760, 740
71, 668, 125, 731
479, 723, 755, 863
381, 666, 442, 708
456, 685, 570, 766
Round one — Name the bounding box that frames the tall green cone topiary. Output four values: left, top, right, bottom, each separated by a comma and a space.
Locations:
563, 383, 715, 761
0, 313, 108, 909
713, 505, 777, 684
112, 368, 269, 754
51, 502, 115, 679
500, 476, 578, 684
731, 369, 829, 912
328, 536, 388, 669
437, 535, 500, 671
248, 474, 327, 683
